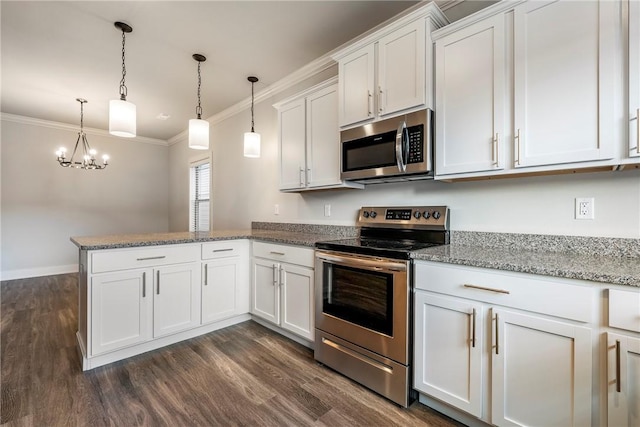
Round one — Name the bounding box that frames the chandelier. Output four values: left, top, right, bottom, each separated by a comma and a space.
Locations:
56, 98, 109, 169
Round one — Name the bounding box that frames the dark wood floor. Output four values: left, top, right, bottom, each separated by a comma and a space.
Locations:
1, 274, 464, 426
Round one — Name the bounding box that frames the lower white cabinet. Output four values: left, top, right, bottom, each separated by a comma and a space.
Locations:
251, 242, 315, 341
91, 269, 152, 356
153, 263, 201, 338
414, 261, 594, 426
606, 333, 640, 427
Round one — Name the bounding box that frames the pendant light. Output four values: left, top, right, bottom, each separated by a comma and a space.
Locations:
56, 99, 109, 169
189, 54, 209, 150
243, 76, 260, 158
109, 21, 136, 138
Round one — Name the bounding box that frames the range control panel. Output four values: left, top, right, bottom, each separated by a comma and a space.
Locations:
357, 206, 449, 230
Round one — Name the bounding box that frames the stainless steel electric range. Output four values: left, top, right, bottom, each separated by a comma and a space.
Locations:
314, 206, 450, 407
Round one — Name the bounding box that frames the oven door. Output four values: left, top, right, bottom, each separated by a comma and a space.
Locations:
315, 250, 410, 364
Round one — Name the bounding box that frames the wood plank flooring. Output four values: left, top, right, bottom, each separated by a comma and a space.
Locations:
1, 274, 464, 426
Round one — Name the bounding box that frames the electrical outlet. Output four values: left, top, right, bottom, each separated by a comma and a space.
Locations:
575, 198, 594, 220
324, 204, 331, 217
274, 204, 279, 215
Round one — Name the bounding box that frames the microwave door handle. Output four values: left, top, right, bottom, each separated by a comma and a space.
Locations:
395, 121, 407, 172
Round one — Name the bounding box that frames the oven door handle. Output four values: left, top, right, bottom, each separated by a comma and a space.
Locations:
316, 252, 407, 272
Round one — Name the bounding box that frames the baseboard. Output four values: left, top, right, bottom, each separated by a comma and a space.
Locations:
0, 264, 78, 281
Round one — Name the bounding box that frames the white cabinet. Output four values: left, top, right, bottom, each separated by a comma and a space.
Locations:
275, 78, 362, 192
201, 241, 249, 324
434, 13, 506, 175
90, 269, 152, 355
251, 242, 315, 341
153, 263, 201, 338
414, 261, 595, 426
629, 0, 640, 159
433, 0, 627, 180
513, 0, 616, 168
334, 3, 446, 128
606, 288, 640, 427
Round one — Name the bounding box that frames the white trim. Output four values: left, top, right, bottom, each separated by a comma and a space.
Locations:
1, 264, 78, 281
273, 76, 338, 109
0, 113, 169, 147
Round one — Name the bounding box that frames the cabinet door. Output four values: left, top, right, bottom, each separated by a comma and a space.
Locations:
306, 84, 341, 188
434, 14, 506, 176
492, 309, 592, 427
91, 269, 152, 355
378, 19, 426, 117
513, 0, 616, 167
278, 99, 306, 190
153, 263, 201, 338
414, 292, 483, 418
630, 0, 640, 158
202, 257, 240, 324
251, 258, 280, 324
606, 333, 640, 427
338, 44, 375, 127
279, 263, 314, 340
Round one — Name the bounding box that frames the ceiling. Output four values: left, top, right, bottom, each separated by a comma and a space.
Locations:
1, 1, 487, 141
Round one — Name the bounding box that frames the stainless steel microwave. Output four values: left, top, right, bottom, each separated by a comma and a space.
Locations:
340, 109, 433, 183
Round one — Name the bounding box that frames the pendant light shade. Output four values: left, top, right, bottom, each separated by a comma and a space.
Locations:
109, 22, 136, 138
243, 131, 261, 158
189, 54, 209, 150
243, 76, 260, 158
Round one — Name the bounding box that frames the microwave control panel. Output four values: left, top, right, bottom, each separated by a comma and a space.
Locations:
406, 125, 424, 164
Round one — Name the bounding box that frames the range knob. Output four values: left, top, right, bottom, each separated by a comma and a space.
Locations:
363, 211, 370, 218
422, 211, 431, 219
370, 211, 377, 218
413, 211, 421, 219
432, 211, 441, 220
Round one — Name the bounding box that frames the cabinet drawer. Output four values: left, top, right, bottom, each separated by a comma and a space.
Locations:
201, 240, 247, 260
252, 241, 314, 267
92, 244, 200, 273
415, 261, 595, 323
608, 288, 640, 332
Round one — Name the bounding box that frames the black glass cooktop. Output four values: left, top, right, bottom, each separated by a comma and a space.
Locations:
315, 237, 443, 260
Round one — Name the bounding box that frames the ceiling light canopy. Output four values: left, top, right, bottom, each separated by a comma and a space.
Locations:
56, 99, 109, 170
243, 76, 260, 158
189, 54, 210, 150
109, 21, 136, 138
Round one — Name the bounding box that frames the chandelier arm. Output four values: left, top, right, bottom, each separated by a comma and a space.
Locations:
69, 132, 82, 165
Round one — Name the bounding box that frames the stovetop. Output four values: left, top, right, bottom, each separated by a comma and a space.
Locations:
315, 206, 450, 260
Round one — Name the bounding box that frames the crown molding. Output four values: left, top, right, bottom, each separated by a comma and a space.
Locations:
1, 112, 169, 146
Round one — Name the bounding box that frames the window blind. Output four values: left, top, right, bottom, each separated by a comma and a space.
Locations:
190, 162, 210, 232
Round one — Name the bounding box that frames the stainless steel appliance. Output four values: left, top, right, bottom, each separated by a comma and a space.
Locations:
315, 206, 449, 407
340, 109, 433, 183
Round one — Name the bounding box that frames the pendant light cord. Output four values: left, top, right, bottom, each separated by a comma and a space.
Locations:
250, 80, 255, 132
119, 30, 128, 100
196, 61, 202, 119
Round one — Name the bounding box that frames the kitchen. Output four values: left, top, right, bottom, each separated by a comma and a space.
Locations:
2, 1, 639, 426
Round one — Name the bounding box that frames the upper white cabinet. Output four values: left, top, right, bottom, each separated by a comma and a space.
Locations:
275, 78, 363, 192
513, 0, 616, 167
630, 0, 640, 158
433, 0, 634, 180
333, 3, 448, 128
434, 13, 506, 175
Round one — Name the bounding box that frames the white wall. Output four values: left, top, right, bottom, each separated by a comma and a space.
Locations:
1, 117, 170, 279
169, 74, 640, 239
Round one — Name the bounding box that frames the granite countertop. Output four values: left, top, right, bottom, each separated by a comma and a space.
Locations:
412, 244, 640, 287
70, 229, 345, 251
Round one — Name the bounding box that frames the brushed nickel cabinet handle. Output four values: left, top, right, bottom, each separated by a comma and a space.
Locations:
378, 86, 383, 113
272, 264, 278, 286
137, 255, 166, 261
299, 167, 304, 187
142, 272, 146, 298
367, 90, 373, 116
212, 248, 233, 253
464, 284, 510, 294
156, 270, 160, 295
616, 339, 621, 393
513, 129, 520, 165
492, 133, 499, 166
636, 109, 639, 154
279, 265, 284, 287
204, 264, 208, 286
270, 251, 285, 256
471, 308, 477, 348
495, 312, 500, 355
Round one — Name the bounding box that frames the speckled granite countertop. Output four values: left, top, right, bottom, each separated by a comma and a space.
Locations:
412, 244, 640, 287
70, 229, 349, 251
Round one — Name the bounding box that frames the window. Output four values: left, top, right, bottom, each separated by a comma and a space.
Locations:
189, 158, 210, 232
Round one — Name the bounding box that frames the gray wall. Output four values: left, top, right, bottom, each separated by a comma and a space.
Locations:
1, 117, 169, 279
